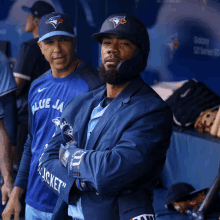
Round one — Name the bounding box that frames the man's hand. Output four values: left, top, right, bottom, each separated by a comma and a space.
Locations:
2, 197, 21, 220
2, 187, 24, 220
59, 141, 77, 168
1, 179, 13, 205
59, 144, 69, 168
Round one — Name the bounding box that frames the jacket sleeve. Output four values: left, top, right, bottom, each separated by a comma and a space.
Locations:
13, 42, 36, 80
38, 104, 172, 201
14, 102, 33, 189
38, 126, 77, 204
67, 106, 173, 197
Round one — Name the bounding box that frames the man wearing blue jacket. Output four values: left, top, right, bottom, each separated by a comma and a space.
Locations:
38, 13, 173, 220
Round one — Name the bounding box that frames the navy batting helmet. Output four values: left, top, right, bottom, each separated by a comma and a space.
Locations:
92, 13, 150, 75
92, 13, 150, 55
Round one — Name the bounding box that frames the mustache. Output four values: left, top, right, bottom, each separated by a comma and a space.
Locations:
104, 55, 122, 63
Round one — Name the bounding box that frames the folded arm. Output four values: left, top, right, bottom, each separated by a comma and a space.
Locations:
39, 107, 172, 201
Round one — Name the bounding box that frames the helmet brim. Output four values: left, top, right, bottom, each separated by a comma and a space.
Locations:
39, 31, 75, 42
92, 30, 140, 46
21, 6, 32, 14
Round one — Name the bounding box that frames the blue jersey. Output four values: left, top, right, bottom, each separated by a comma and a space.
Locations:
0, 51, 17, 98
0, 51, 18, 145
14, 61, 102, 212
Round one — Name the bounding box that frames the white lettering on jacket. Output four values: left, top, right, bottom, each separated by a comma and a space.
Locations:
41, 167, 66, 193
131, 214, 155, 220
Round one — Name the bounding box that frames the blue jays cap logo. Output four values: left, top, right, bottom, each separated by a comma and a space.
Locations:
46, 15, 63, 29
110, 16, 126, 28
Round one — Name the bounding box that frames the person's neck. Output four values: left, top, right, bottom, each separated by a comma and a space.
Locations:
51, 59, 81, 78
106, 82, 130, 98
32, 28, 38, 38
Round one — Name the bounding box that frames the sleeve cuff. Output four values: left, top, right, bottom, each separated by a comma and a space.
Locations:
76, 178, 83, 191
13, 72, 31, 81
14, 180, 27, 190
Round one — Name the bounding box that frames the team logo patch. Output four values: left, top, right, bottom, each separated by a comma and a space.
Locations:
63, 127, 73, 140
61, 119, 74, 142
52, 117, 61, 130
46, 15, 63, 29
110, 16, 126, 28
70, 150, 87, 170
130, 214, 154, 220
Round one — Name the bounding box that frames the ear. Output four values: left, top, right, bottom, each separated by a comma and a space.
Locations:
34, 17, 40, 26
37, 41, 42, 51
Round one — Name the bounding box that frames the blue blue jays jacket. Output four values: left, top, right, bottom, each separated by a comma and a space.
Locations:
38, 77, 173, 220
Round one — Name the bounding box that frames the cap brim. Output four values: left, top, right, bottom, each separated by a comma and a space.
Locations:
165, 187, 209, 210
187, 187, 209, 198
21, 6, 32, 14
39, 31, 76, 42
92, 30, 136, 44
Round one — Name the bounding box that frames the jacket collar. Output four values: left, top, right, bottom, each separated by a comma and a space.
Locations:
85, 76, 145, 150
73, 86, 105, 148
91, 76, 144, 103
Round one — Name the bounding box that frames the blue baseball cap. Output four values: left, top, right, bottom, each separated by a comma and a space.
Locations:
38, 12, 75, 42
22, 1, 55, 19
92, 13, 150, 51
165, 182, 209, 210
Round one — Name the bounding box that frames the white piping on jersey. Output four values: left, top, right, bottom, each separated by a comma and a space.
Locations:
13, 72, 31, 81
0, 87, 18, 97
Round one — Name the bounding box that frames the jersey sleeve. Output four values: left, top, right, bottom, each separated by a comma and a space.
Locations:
13, 42, 37, 81
0, 102, 3, 119
0, 51, 18, 96
14, 102, 33, 189
0, 92, 17, 146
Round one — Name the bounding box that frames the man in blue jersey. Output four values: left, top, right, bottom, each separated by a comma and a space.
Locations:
13, 0, 54, 169
0, 51, 18, 206
37, 13, 173, 220
2, 12, 102, 220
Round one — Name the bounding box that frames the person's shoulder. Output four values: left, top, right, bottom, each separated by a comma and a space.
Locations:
79, 62, 98, 75
77, 61, 100, 80
133, 78, 172, 113
23, 38, 38, 46
19, 38, 39, 51
0, 51, 11, 73
30, 69, 51, 88
77, 61, 103, 90
0, 52, 18, 96
64, 84, 105, 111
0, 51, 7, 63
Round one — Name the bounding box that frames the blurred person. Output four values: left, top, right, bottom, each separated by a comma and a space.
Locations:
0, 51, 18, 206
2, 12, 102, 220
13, 1, 55, 165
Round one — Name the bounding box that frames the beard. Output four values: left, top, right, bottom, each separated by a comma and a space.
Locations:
98, 63, 133, 85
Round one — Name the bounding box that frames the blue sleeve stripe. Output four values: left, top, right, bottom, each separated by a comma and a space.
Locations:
0, 87, 18, 97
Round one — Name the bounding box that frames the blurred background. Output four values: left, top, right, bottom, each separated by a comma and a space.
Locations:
0, 0, 220, 94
